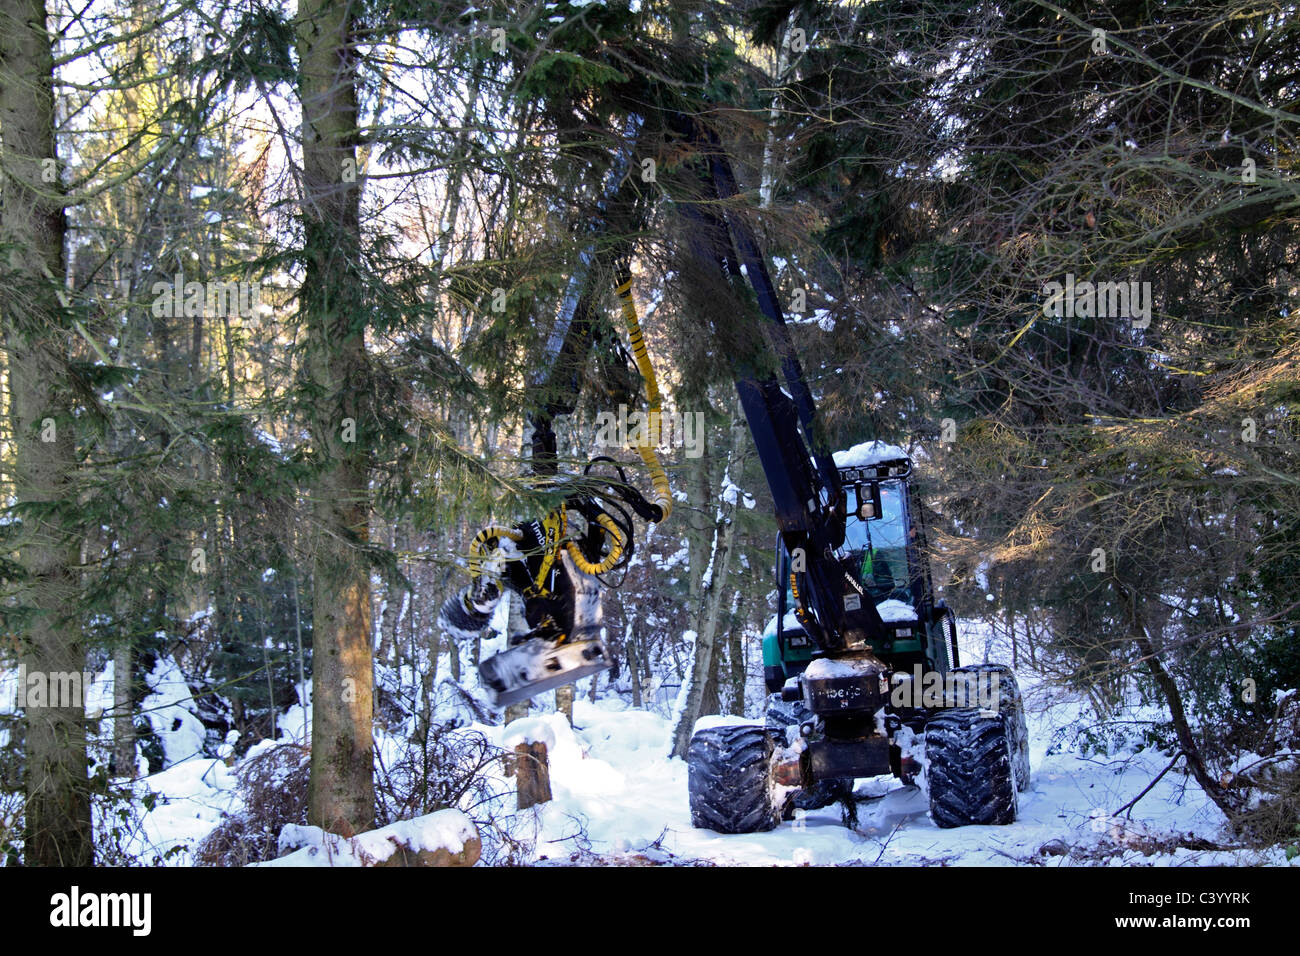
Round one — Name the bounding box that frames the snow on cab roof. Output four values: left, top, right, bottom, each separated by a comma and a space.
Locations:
832, 440, 909, 468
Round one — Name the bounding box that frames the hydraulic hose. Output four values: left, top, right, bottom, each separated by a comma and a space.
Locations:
615, 270, 672, 523
468, 526, 522, 587
564, 510, 627, 575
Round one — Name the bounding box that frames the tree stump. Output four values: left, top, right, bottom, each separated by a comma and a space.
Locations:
555, 682, 574, 724
515, 740, 552, 809
502, 702, 531, 778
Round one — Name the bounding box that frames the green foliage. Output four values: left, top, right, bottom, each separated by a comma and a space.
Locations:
210, 3, 297, 90
515, 51, 630, 102
209, 579, 308, 742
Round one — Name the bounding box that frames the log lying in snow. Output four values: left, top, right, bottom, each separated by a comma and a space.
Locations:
376, 834, 481, 868
263, 809, 480, 867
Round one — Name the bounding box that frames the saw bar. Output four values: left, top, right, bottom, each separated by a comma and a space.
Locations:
479, 636, 613, 708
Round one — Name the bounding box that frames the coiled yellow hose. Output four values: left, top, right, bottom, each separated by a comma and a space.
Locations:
615, 275, 673, 523
464, 273, 669, 593
564, 510, 627, 575
468, 526, 522, 581
790, 571, 812, 628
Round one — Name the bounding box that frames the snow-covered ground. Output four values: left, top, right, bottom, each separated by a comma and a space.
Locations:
114, 690, 1289, 866
113, 678, 1291, 866
3, 625, 1293, 866
512, 691, 1285, 867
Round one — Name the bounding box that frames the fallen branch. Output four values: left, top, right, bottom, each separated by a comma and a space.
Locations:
1114, 749, 1185, 819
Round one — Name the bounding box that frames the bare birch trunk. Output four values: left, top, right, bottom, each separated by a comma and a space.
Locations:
113, 641, 134, 778
670, 416, 749, 757
728, 592, 746, 715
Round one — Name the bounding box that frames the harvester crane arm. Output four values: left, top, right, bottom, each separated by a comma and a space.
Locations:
440, 110, 889, 707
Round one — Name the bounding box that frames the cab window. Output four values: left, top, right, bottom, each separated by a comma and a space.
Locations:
844, 480, 909, 596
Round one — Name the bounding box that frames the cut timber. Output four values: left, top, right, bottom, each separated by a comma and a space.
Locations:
265, 811, 480, 867
377, 835, 481, 867
515, 741, 552, 809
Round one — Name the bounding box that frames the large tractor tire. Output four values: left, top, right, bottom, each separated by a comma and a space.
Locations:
951, 664, 1031, 792
924, 710, 1018, 828
687, 724, 783, 834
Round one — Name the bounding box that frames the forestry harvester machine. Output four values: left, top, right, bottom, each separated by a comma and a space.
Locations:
439, 111, 1031, 831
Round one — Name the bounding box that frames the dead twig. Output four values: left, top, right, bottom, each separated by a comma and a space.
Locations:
1114, 749, 1185, 819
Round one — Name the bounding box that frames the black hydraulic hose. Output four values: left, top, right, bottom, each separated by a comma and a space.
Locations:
945, 607, 961, 669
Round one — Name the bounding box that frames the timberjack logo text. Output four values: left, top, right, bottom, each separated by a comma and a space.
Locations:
50, 886, 151, 936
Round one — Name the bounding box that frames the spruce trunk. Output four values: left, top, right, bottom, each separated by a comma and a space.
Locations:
298, 0, 375, 836
0, 0, 92, 865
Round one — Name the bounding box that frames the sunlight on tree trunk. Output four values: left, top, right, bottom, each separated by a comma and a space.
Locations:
298, 0, 375, 837
1, 0, 92, 865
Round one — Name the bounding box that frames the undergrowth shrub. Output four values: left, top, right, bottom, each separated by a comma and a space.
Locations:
194, 743, 309, 866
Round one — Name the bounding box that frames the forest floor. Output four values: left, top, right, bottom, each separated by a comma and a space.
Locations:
519, 691, 1285, 867
64, 624, 1294, 867
120, 669, 1291, 867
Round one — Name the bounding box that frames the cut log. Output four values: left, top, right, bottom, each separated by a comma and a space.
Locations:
267, 811, 480, 867
376, 833, 481, 867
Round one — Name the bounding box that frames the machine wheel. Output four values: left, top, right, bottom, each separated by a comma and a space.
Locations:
924, 710, 1017, 828
688, 725, 783, 833
951, 664, 1031, 791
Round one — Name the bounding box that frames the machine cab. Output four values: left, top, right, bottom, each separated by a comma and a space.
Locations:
762, 442, 955, 693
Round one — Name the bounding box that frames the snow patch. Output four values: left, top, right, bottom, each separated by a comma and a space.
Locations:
693, 714, 756, 734
803, 656, 881, 680
142, 657, 207, 768
763, 611, 804, 638
833, 441, 909, 468
502, 716, 557, 750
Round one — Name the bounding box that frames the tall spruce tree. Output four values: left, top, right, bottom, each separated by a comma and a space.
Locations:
0, 0, 92, 865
